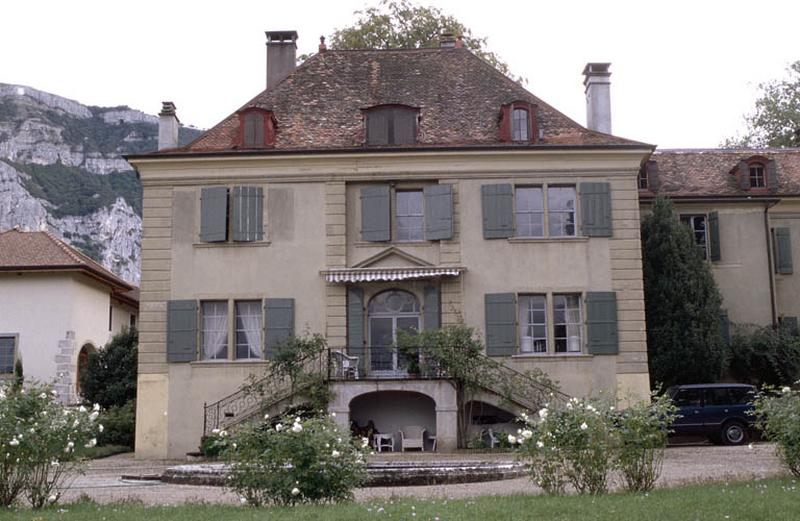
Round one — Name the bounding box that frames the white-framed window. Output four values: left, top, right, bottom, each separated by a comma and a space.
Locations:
518, 295, 547, 353
512, 108, 530, 141
201, 301, 229, 360
0, 336, 16, 374
548, 187, 577, 237
749, 164, 766, 188
395, 190, 424, 242
553, 294, 582, 353
515, 187, 545, 237
679, 214, 708, 258
235, 300, 263, 359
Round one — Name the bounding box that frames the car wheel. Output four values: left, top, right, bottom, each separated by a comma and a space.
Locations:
721, 421, 748, 446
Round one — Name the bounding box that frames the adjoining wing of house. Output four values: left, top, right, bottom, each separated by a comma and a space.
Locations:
127, 31, 657, 458
0, 229, 139, 403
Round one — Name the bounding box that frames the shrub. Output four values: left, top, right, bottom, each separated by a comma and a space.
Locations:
96, 402, 135, 448
223, 413, 367, 506
517, 397, 616, 495
79, 328, 138, 409
0, 382, 100, 508
614, 392, 677, 492
728, 325, 800, 387
752, 385, 800, 476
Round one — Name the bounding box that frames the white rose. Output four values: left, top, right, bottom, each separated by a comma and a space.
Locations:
782, 386, 792, 394
78, 406, 87, 413
291, 487, 300, 496
536, 441, 545, 449
521, 429, 533, 439
93, 403, 100, 412
275, 423, 283, 432
507, 434, 517, 445
361, 437, 370, 448
98, 424, 104, 433
263, 413, 270, 420
84, 438, 97, 448
291, 423, 303, 433
538, 408, 548, 419
580, 422, 588, 431
89, 411, 99, 422
8, 439, 18, 447
211, 429, 220, 434
331, 450, 340, 458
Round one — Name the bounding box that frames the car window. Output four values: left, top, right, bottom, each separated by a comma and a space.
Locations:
674, 389, 702, 407
704, 388, 732, 406
729, 387, 753, 404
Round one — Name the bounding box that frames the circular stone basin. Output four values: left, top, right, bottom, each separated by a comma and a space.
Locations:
161, 460, 526, 487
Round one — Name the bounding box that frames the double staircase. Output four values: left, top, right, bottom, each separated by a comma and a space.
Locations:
202, 348, 568, 437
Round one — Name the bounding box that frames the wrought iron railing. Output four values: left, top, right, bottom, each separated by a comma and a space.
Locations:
203, 346, 568, 436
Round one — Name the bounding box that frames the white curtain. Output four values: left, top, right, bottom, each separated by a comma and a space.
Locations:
239, 301, 263, 359
203, 302, 228, 360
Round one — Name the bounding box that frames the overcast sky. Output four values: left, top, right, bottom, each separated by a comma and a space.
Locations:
3, 0, 798, 148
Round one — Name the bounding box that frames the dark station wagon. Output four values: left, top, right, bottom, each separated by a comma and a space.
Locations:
667, 384, 756, 445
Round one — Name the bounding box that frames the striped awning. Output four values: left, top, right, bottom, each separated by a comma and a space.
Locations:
322, 267, 465, 283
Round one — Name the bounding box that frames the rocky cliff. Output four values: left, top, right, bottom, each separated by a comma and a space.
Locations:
0, 84, 202, 285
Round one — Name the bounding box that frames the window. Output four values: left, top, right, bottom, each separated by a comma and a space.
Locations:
638, 168, 649, 190
130, 315, 136, 328
235, 300, 263, 359
679, 215, 708, 258
201, 301, 228, 360
200, 185, 264, 244
515, 187, 544, 237
396, 190, 424, 241
365, 106, 418, 146
749, 164, 765, 188
518, 295, 547, 353
0, 336, 15, 374
512, 108, 530, 141
547, 187, 577, 237
674, 389, 702, 407
553, 294, 582, 353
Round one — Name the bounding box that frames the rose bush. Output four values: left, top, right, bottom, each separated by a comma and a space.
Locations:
752, 384, 800, 476
223, 413, 367, 506
0, 382, 100, 508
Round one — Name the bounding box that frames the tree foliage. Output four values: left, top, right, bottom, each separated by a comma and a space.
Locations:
641, 197, 724, 388
79, 327, 138, 409
724, 61, 800, 148
326, 0, 522, 83
727, 324, 800, 387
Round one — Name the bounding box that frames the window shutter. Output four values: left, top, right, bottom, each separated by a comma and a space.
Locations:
580, 182, 612, 237
423, 285, 440, 331
361, 185, 391, 242
231, 186, 264, 242
366, 110, 389, 145
167, 300, 198, 362
775, 227, 793, 274
498, 105, 512, 141
708, 211, 721, 262
586, 292, 618, 355
738, 161, 750, 190
264, 298, 294, 360
481, 184, 514, 239
484, 293, 516, 356
393, 109, 417, 145
347, 287, 365, 350
719, 309, 731, 346
781, 316, 799, 336
243, 112, 265, 147
200, 186, 229, 242
767, 159, 779, 189
424, 184, 453, 240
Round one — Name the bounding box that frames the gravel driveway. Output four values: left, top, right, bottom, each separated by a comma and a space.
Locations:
61, 443, 785, 506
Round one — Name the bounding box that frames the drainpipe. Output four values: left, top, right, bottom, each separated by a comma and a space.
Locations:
764, 201, 780, 328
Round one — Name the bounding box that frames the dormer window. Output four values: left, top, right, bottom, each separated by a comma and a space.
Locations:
512, 108, 530, 141
749, 164, 765, 188
364, 105, 418, 146
638, 168, 649, 190
500, 101, 537, 143
237, 108, 276, 148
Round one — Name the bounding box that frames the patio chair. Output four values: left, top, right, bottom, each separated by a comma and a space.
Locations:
399, 425, 426, 452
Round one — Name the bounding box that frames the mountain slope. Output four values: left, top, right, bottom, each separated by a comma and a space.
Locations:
0, 84, 202, 284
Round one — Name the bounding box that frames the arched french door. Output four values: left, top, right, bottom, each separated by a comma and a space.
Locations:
368, 290, 420, 375
76, 343, 95, 396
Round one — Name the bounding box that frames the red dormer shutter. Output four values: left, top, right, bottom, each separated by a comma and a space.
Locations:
737, 160, 750, 190
237, 109, 276, 148
499, 102, 537, 143
499, 105, 512, 142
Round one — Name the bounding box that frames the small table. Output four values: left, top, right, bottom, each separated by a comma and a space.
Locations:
374, 433, 395, 452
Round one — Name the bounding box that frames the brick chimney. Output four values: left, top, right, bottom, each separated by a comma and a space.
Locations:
583, 63, 612, 134
266, 30, 298, 89
158, 101, 179, 151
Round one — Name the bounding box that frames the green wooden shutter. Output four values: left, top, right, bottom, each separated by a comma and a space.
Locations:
361, 185, 391, 242
200, 186, 229, 242
231, 186, 264, 242
347, 287, 365, 356
393, 109, 417, 145
424, 184, 453, 240
738, 161, 750, 190
767, 159, 779, 189
580, 182, 612, 237
719, 309, 731, 346
423, 285, 440, 331
481, 184, 513, 239
264, 298, 294, 360
781, 316, 799, 336
485, 293, 516, 356
366, 110, 389, 145
775, 227, 793, 274
586, 292, 618, 355
167, 300, 198, 362
708, 211, 721, 262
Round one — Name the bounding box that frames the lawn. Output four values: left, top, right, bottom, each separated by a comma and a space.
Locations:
3, 477, 797, 520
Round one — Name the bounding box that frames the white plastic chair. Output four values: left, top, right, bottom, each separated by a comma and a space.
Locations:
400, 425, 426, 451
